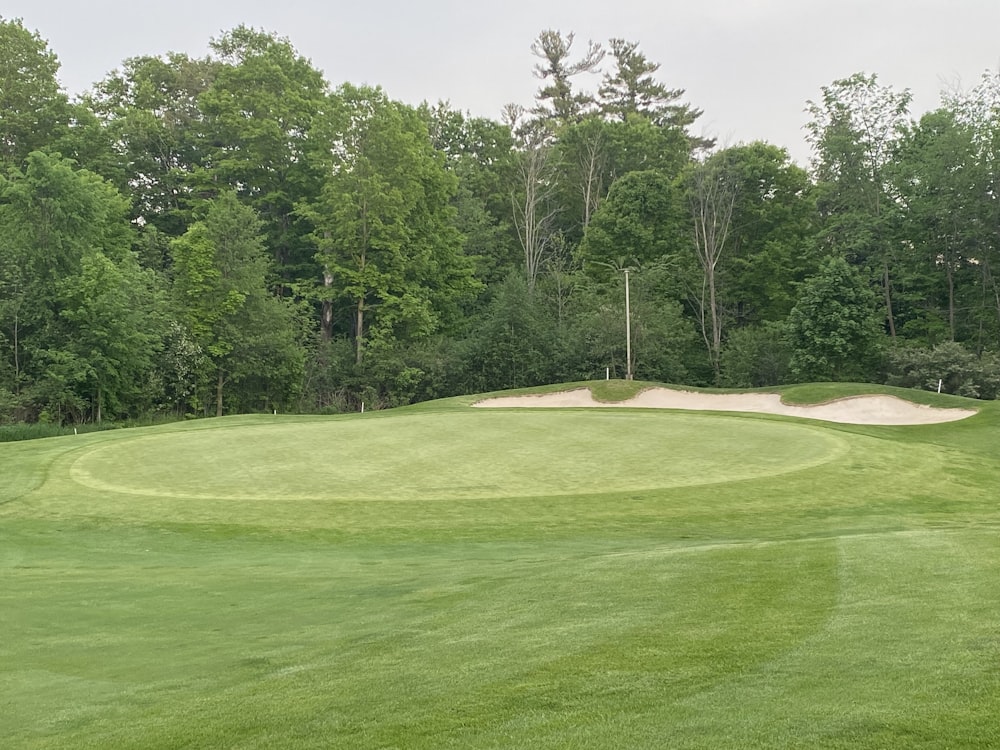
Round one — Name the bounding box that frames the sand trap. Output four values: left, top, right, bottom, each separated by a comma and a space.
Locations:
473, 388, 977, 425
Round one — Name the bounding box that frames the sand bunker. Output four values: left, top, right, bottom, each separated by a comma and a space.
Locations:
473, 388, 977, 425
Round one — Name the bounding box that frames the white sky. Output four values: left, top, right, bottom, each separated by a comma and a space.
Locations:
6, 0, 1000, 165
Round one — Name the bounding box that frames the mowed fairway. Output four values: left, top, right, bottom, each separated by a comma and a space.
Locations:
2, 385, 999, 748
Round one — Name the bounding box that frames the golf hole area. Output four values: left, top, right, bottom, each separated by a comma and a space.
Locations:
70, 411, 849, 502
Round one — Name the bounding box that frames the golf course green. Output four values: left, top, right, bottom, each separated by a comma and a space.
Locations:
2, 382, 998, 748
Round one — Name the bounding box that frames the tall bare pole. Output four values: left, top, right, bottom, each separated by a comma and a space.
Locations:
624, 268, 633, 380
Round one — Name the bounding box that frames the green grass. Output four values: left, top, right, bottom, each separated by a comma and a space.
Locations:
2, 381, 999, 748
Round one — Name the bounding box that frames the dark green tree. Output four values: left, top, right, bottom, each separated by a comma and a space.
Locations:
199, 26, 329, 283
598, 38, 708, 150
170, 191, 303, 415
0, 151, 157, 422
719, 322, 791, 388
936, 75, 1000, 348
420, 102, 520, 284
549, 115, 694, 252
787, 256, 885, 382
301, 85, 477, 364
460, 272, 560, 392
894, 109, 983, 344
719, 142, 819, 326
564, 264, 699, 384
57, 250, 164, 421
806, 72, 912, 338
577, 169, 682, 270
530, 30, 604, 126
87, 52, 221, 242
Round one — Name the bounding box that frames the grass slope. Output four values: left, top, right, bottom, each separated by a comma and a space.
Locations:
1, 382, 998, 748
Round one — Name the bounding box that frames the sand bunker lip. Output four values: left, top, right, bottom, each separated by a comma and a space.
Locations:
473, 388, 977, 425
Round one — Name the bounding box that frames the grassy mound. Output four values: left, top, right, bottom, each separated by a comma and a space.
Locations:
2, 382, 998, 748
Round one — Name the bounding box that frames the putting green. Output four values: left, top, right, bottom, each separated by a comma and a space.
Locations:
68, 411, 848, 502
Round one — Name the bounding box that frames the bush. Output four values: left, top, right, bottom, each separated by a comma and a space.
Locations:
886, 342, 1000, 399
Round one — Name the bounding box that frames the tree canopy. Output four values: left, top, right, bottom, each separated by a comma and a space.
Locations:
3, 19, 1000, 424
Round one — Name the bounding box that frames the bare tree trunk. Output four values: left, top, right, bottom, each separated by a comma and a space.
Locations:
689, 161, 737, 380
321, 269, 334, 342
512, 141, 559, 291
216, 370, 224, 417
624, 268, 633, 380
579, 129, 606, 229
946, 259, 956, 340
545, 246, 574, 333
12, 306, 19, 392
504, 107, 560, 293
882, 260, 896, 339
354, 227, 369, 364
355, 296, 365, 365
320, 229, 335, 342
982, 258, 1000, 333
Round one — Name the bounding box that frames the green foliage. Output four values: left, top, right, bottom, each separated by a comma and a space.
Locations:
200, 26, 328, 278
302, 85, 477, 363
57, 250, 165, 420
461, 272, 560, 392
806, 73, 913, 337
0, 17, 70, 166
171, 191, 304, 415
893, 109, 990, 345
578, 169, 680, 270
12, 23, 1000, 419
598, 38, 706, 148
529, 30, 604, 126
87, 52, 221, 239
562, 265, 700, 384
718, 142, 819, 325
886, 341, 1000, 399
0, 151, 163, 422
421, 103, 519, 283
787, 256, 886, 382
719, 322, 791, 388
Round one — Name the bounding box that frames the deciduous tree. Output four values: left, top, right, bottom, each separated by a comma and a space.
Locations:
0, 17, 69, 166
806, 72, 912, 338
684, 152, 739, 379
170, 191, 302, 415
199, 27, 329, 283
88, 52, 220, 240
787, 256, 885, 382
302, 85, 476, 364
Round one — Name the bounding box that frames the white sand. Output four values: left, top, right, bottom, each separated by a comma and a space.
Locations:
473, 387, 977, 425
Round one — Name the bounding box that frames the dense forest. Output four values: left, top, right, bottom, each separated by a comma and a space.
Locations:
2, 18, 1000, 425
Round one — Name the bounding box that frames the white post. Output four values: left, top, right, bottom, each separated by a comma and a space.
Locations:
606, 367, 610, 380
361, 401, 365, 413
624, 268, 633, 381
937, 379, 943, 394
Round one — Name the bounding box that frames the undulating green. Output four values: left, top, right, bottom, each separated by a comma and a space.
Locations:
2, 382, 998, 748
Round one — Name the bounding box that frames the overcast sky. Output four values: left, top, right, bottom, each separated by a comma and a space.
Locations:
6, 0, 1000, 164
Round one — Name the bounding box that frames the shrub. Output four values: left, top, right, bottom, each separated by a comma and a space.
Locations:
886, 342, 1000, 399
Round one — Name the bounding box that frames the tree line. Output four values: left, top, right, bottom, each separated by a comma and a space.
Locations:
2, 19, 999, 425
